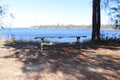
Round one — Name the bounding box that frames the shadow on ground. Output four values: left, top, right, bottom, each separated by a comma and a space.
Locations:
2, 41, 120, 80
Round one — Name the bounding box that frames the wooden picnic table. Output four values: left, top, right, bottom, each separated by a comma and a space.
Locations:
35, 36, 87, 50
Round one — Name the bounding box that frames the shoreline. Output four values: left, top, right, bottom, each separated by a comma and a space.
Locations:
0, 24, 116, 30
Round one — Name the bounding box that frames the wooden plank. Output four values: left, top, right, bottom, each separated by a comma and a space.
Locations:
35, 36, 87, 39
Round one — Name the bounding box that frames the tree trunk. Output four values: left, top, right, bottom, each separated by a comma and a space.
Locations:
92, 0, 101, 42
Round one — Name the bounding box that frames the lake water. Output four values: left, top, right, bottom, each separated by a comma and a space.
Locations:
0, 28, 120, 42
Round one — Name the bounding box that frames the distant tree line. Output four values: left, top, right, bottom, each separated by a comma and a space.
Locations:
31, 24, 91, 29
31, 24, 114, 30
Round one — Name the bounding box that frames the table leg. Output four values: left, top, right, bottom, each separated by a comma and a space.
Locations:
77, 37, 81, 49
41, 38, 44, 50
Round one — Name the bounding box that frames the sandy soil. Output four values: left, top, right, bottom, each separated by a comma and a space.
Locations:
0, 41, 120, 80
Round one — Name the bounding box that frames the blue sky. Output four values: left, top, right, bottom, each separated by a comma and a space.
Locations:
1, 0, 109, 27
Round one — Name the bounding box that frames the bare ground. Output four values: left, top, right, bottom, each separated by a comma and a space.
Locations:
0, 41, 120, 80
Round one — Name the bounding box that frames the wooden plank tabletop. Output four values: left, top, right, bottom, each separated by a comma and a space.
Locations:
35, 36, 87, 39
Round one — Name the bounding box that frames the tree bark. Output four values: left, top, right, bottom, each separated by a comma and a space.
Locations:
92, 0, 101, 42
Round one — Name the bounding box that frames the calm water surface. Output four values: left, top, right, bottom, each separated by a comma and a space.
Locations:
0, 28, 120, 42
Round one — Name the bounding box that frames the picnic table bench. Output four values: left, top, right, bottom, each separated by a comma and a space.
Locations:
35, 36, 87, 50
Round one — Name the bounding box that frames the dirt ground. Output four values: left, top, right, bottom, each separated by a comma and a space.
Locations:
0, 41, 120, 80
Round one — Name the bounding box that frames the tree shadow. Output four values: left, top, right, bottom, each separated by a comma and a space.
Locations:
82, 41, 120, 51
1, 41, 120, 80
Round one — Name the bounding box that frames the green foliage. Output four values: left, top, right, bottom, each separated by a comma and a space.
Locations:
0, 1, 14, 29
0, 6, 5, 16
0, 5, 7, 28
102, 0, 120, 29
110, 5, 120, 29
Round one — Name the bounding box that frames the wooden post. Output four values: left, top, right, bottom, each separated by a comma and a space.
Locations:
41, 38, 44, 50
77, 37, 81, 49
